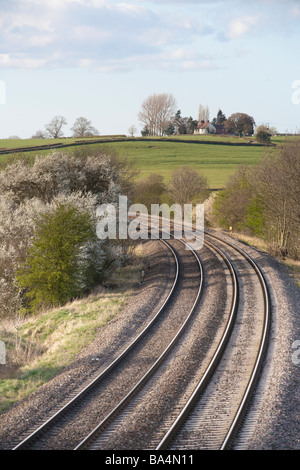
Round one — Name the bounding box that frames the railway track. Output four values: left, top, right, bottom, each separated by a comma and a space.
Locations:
155, 229, 270, 450
12, 234, 204, 450
12, 217, 271, 451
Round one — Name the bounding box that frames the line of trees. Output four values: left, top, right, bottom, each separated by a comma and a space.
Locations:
32, 116, 99, 139
213, 138, 300, 259
0, 146, 211, 320
137, 94, 281, 140
29, 97, 275, 141
138, 94, 258, 137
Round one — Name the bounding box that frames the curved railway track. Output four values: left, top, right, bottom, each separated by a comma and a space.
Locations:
13, 234, 204, 450
155, 228, 270, 450
12, 217, 271, 451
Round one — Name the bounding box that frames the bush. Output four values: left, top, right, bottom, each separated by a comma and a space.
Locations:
255, 125, 271, 144
132, 173, 166, 209
167, 166, 210, 206
0, 148, 136, 318
212, 166, 256, 233
16, 204, 97, 312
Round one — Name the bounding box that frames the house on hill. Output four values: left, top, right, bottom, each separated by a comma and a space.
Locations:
194, 120, 216, 135
194, 120, 229, 135
214, 124, 228, 135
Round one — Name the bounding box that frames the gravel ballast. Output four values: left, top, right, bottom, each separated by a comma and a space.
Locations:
0, 240, 175, 450
211, 230, 300, 450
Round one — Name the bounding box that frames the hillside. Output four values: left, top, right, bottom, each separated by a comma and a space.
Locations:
0, 134, 274, 189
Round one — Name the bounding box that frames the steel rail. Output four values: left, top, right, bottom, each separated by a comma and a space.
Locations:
12, 237, 180, 450
205, 230, 271, 450
156, 227, 270, 450
155, 235, 239, 450
74, 233, 204, 450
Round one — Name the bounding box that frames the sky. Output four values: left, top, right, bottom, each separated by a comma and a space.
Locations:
0, 0, 300, 138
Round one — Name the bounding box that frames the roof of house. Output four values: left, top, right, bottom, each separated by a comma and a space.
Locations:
214, 124, 228, 133
197, 120, 213, 129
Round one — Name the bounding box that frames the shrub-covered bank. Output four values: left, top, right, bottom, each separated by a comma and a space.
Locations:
0, 148, 135, 319
213, 139, 300, 260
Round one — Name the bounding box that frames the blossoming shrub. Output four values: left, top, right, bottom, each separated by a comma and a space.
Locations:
0, 149, 134, 317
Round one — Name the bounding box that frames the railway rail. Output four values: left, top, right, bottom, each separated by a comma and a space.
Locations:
12, 233, 204, 450
12, 216, 271, 451
155, 228, 270, 450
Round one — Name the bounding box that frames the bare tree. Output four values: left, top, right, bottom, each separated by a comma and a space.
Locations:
198, 104, 210, 122
138, 93, 177, 136
251, 140, 300, 257
71, 117, 98, 137
128, 124, 137, 137
31, 130, 46, 139
168, 166, 210, 206
45, 115, 67, 138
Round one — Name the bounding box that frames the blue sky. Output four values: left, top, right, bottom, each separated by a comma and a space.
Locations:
0, 0, 300, 138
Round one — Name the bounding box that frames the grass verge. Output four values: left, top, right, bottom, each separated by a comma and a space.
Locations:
222, 230, 300, 289
0, 244, 145, 413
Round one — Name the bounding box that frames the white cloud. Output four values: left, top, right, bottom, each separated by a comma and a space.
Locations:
226, 15, 259, 39
0, 0, 216, 71
0, 0, 299, 72
0, 53, 47, 69
290, 6, 300, 18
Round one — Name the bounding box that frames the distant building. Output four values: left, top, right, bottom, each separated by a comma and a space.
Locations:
214, 124, 228, 135
194, 120, 229, 135
194, 120, 216, 135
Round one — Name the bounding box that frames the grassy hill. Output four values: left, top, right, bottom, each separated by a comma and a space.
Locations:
96, 138, 265, 188
0, 134, 282, 188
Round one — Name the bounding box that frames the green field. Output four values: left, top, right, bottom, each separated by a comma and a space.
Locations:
0, 135, 283, 188
98, 140, 266, 188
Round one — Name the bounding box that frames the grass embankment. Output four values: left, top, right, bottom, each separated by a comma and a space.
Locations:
219, 229, 300, 289
0, 244, 146, 413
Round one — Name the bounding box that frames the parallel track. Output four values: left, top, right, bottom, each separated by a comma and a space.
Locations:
74, 222, 240, 450
155, 228, 270, 450
13, 235, 203, 450
12, 217, 271, 451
